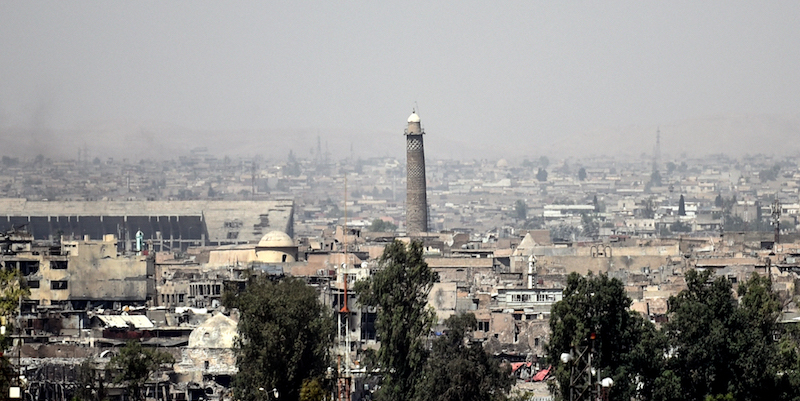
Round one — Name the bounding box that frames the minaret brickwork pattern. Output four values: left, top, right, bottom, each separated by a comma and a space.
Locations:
405, 111, 428, 234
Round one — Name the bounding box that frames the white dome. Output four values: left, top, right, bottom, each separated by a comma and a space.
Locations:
407, 112, 420, 123
257, 231, 294, 247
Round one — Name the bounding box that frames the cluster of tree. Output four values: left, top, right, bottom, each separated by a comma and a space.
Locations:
369, 218, 398, 232
221, 241, 514, 401
550, 224, 581, 243
759, 163, 783, 182
580, 213, 599, 239
67, 340, 173, 401
648, 169, 663, 189
285, 150, 302, 177
1, 156, 19, 167
355, 240, 513, 401
640, 197, 656, 219
223, 275, 334, 401
507, 201, 545, 228
716, 193, 771, 232
547, 270, 800, 401
536, 168, 548, 182
514, 200, 528, 221
0, 269, 30, 397
108, 341, 175, 401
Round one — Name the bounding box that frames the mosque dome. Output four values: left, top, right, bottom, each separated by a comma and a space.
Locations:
408, 112, 420, 123
257, 231, 294, 248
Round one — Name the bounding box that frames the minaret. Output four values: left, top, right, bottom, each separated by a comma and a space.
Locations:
405, 110, 428, 234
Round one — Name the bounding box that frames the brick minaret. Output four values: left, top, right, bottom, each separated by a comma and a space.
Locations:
405, 110, 428, 234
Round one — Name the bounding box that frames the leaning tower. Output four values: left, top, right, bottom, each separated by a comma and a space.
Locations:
405, 110, 428, 234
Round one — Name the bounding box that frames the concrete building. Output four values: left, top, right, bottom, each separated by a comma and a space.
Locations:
405, 111, 428, 234
0, 231, 153, 308
0, 199, 294, 251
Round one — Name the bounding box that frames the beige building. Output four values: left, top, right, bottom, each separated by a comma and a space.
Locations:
1, 233, 152, 308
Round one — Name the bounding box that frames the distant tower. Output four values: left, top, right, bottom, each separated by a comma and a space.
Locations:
653, 128, 661, 173
405, 110, 428, 234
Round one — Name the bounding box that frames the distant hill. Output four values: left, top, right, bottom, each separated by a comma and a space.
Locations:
564, 113, 800, 159
2, 113, 798, 161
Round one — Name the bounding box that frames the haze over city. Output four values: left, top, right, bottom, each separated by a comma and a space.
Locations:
1, 1, 799, 161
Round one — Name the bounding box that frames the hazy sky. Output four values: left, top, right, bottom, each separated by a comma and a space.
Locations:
1, 1, 799, 160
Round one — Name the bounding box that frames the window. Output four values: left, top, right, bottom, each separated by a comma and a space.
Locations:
534, 337, 540, 347
51, 280, 68, 290
51, 260, 68, 269
19, 261, 40, 275
179, 294, 185, 303
27, 280, 40, 289
512, 294, 530, 302
361, 312, 378, 341
478, 320, 490, 332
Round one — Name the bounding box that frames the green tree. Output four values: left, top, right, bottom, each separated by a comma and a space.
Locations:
662, 270, 738, 400
538, 156, 550, 169
536, 168, 548, 182
715, 193, 724, 208
731, 273, 782, 400
578, 167, 587, 181
642, 197, 656, 219
109, 341, 174, 401
299, 377, 328, 401
775, 322, 800, 400
413, 313, 513, 401
354, 240, 437, 401
369, 219, 398, 233
671, 221, 692, 233
678, 194, 686, 216
74, 357, 108, 401
580, 213, 599, 239
0, 269, 30, 397
286, 150, 302, 176
662, 270, 797, 400
650, 169, 663, 187
514, 200, 528, 221
546, 272, 664, 401
226, 276, 334, 401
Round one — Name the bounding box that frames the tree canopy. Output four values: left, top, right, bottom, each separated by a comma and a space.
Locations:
0, 268, 29, 396
536, 168, 548, 182
662, 270, 786, 401
514, 200, 528, 221
578, 167, 587, 181
414, 313, 513, 401
226, 275, 334, 401
546, 272, 664, 401
109, 341, 174, 401
549, 270, 800, 401
354, 240, 437, 401
369, 219, 398, 232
